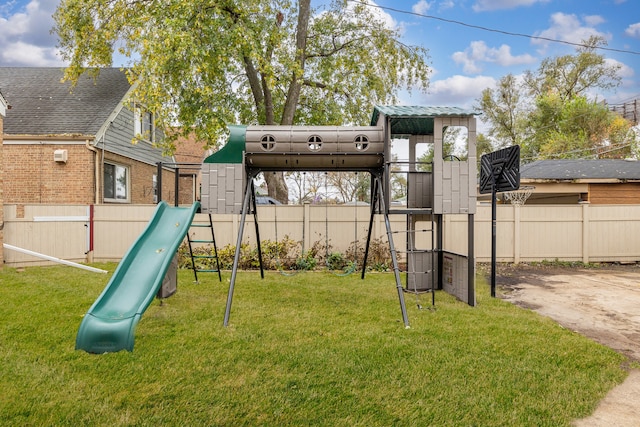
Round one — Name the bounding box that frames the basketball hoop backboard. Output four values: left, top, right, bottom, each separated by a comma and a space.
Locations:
479, 145, 520, 194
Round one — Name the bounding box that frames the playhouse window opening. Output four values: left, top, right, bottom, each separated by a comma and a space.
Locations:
308, 135, 322, 151
355, 134, 369, 151
261, 134, 276, 151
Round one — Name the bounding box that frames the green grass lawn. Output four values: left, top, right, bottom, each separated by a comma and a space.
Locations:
0, 264, 629, 426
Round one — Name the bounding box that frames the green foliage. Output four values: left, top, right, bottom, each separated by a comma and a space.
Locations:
524, 93, 634, 160
524, 36, 621, 102
0, 265, 629, 425
179, 237, 379, 273
363, 237, 392, 272
476, 73, 530, 149
476, 36, 633, 162
54, 0, 431, 151
531, 259, 601, 269
214, 242, 259, 270
416, 126, 468, 170
326, 251, 346, 270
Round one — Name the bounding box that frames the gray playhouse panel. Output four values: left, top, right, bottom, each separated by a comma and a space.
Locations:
442, 251, 475, 305
407, 251, 437, 292
201, 163, 244, 214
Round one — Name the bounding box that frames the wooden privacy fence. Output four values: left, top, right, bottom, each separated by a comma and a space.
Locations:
3, 203, 640, 267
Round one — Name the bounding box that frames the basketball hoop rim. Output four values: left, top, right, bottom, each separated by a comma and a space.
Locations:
503, 186, 535, 205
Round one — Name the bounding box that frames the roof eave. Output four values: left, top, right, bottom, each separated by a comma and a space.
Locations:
4, 133, 96, 141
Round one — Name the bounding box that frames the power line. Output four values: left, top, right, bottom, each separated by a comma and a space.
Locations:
348, 0, 640, 56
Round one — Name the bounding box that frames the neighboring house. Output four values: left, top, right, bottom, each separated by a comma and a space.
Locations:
518, 159, 640, 204
0, 90, 7, 267
0, 67, 193, 205
171, 130, 212, 203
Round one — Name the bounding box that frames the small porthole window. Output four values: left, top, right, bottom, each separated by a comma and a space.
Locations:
308, 135, 322, 151
261, 134, 276, 151
355, 135, 369, 151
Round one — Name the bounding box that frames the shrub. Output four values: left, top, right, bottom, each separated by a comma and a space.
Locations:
177, 236, 393, 272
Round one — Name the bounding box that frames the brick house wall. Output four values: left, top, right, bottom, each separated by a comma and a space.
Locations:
101, 151, 194, 205
3, 143, 94, 204
3, 142, 194, 206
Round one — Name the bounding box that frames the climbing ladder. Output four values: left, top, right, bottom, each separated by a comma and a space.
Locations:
187, 213, 222, 283
403, 213, 437, 307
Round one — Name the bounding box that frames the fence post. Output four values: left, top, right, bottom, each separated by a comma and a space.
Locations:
514, 204, 521, 264
582, 203, 590, 264
303, 202, 310, 252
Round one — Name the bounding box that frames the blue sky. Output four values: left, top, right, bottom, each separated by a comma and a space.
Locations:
1, 0, 639, 111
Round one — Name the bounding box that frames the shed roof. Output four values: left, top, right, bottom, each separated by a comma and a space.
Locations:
0, 67, 131, 136
521, 159, 640, 181
371, 105, 480, 136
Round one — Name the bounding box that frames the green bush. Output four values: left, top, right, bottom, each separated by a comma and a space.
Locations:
326, 252, 346, 270
178, 236, 393, 272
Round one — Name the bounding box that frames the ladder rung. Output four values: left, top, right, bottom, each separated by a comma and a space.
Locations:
190, 239, 214, 243
196, 269, 220, 273
193, 255, 216, 259
191, 224, 213, 228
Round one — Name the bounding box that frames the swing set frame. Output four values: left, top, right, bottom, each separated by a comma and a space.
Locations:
223, 165, 409, 327
202, 106, 479, 329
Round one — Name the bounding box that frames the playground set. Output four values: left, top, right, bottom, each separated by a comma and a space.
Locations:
75, 105, 480, 353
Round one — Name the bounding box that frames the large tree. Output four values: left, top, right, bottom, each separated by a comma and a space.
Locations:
477, 36, 633, 162
476, 74, 530, 149
523, 36, 621, 102
526, 93, 635, 160
54, 0, 431, 202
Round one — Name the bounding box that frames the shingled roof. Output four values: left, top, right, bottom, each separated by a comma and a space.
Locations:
521, 159, 640, 181
0, 67, 131, 136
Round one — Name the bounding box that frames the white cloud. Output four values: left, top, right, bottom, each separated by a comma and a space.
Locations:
438, 0, 455, 11
625, 22, 640, 38
584, 15, 605, 27
348, 0, 397, 31
0, 40, 62, 67
412, 0, 432, 15
533, 12, 611, 48
452, 41, 536, 74
0, 0, 65, 66
604, 58, 634, 79
472, 0, 550, 12
423, 75, 496, 106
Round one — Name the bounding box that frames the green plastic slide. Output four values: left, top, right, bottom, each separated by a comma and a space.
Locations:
76, 201, 200, 353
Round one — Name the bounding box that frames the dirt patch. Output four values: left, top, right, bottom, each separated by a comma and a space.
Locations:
495, 263, 640, 362
490, 263, 640, 426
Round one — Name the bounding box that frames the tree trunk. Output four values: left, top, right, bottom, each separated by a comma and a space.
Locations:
265, 171, 289, 202
263, 0, 311, 204
281, 0, 310, 126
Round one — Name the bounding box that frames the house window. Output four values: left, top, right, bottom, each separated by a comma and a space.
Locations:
134, 107, 154, 142
152, 174, 158, 203
104, 162, 130, 202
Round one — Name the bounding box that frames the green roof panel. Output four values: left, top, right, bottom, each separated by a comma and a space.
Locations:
371, 105, 481, 137
203, 125, 246, 164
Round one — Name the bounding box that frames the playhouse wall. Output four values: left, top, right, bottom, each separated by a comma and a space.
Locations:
201, 163, 244, 214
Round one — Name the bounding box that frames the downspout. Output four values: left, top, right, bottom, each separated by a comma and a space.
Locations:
85, 139, 100, 204
85, 139, 99, 263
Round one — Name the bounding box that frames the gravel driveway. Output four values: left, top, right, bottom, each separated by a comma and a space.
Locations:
495, 263, 640, 426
